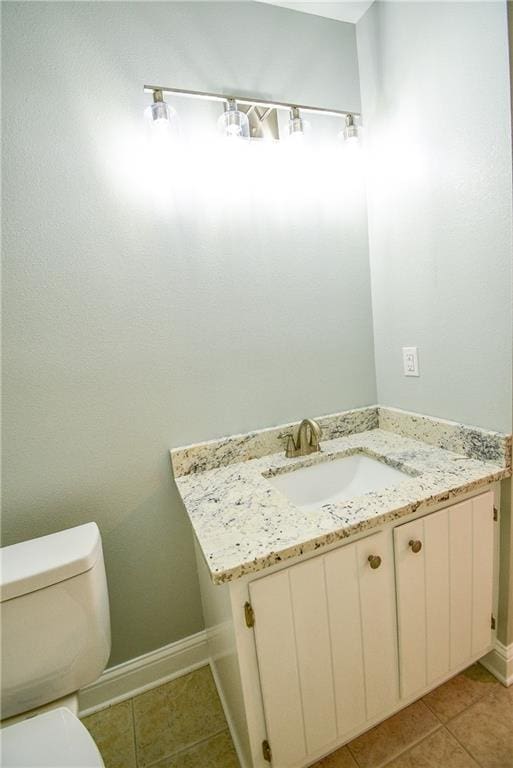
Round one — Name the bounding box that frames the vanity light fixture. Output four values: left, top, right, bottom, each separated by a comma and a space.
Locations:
217, 98, 250, 139
143, 85, 361, 143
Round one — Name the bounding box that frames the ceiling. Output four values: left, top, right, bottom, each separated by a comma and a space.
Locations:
257, 1, 374, 24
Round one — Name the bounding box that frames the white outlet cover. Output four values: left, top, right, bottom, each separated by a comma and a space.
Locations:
402, 347, 419, 376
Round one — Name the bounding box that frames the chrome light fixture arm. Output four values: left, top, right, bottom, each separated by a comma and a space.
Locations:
143, 84, 360, 120
143, 84, 361, 143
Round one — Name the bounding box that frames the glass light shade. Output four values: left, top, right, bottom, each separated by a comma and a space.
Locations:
341, 114, 360, 144
218, 101, 250, 139
287, 108, 310, 141
145, 95, 179, 150
145, 100, 175, 126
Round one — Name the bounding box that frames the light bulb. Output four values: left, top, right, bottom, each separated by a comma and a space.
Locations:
341, 114, 360, 144
144, 90, 177, 138
218, 99, 250, 140
287, 107, 310, 141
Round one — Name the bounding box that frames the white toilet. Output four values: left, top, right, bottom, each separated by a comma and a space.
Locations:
0, 522, 111, 767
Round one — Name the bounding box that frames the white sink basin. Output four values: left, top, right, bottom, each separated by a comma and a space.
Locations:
266, 454, 411, 509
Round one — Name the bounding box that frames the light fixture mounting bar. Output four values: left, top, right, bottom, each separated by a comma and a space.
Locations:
143, 84, 360, 119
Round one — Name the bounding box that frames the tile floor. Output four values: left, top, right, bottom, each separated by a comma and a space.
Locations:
82, 663, 513, 768
82, 666, 238, 768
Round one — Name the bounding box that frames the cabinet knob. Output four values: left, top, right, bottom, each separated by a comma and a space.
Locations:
409, 539, 422, 553
368, 554, 382, 569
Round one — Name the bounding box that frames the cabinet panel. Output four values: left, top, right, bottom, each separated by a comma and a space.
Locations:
325, 545, 366, 736
472, 493, 495, 655
394, 518, 427, 698
424, 510, 450, 682
449, 501, 473, 668
395, 492, 494, 702
249, 571, 306, 767
289, 558, 337, 754
357, 534, 398, 719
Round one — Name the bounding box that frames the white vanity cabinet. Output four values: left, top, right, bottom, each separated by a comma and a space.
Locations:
249, 531, 398, 768
394, 492, 495, 700
197, 489, 498, 768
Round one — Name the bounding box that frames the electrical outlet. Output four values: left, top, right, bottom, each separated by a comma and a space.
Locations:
402, 347, 419, 376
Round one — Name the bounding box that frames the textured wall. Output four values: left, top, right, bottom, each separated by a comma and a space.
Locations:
501, 0, 513, 649
357, 1, 513, 433
2, 1, 375, 664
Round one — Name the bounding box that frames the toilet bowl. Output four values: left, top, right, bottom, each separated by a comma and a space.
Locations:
0, 708, 105, 767
0, 523, 111, 767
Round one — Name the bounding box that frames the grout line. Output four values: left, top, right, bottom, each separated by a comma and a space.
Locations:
420, 695, 445, 724
93, 661, 497, 768
375, 722, 442, 768
446, 729, 483, 768
414, 663, 499, 725
445, 726, 484, 768
378, 725, 482, 768
143, 726, 230, 768
438, 675, 501, 727
348, 711, 441, 768
328, 666, 501, 768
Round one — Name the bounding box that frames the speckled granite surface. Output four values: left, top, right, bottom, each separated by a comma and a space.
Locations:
171, 406, 378, 477
378, 407, 511, 469
172, 421, 511, 585
172, 406, 510, 478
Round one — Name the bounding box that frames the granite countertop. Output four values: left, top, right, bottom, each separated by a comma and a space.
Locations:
173, 420, 510, 584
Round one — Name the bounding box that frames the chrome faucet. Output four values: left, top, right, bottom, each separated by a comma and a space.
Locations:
279, 418, 322, 458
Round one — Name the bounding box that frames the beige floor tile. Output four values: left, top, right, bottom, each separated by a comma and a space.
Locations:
82, 700, 136, 768
347, 701, 440, 768
422, 663, 500, 723
382, 728, 479, 768
147, 729, 239, 768
447, 684, 513, 768
311, 744, 359, 767
133, 665, 227, 766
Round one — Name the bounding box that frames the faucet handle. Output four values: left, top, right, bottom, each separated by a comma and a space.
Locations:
278, 431, 295, 445
278, 432, 298, 458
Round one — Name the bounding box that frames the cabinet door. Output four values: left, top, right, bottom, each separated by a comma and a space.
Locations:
394, 492, 494, 700
355, 535, 399, 719
249, 532, 398, 768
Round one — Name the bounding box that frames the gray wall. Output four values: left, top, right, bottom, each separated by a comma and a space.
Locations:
357, 1, 513, 433
501, 1, 513, 650
2, 2, 376, 665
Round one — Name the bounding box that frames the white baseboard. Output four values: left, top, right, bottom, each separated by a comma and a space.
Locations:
480, 640, 513, 687
78, 630, 209, 716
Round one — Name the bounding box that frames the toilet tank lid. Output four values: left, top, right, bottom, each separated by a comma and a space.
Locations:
0, 523, 102, 603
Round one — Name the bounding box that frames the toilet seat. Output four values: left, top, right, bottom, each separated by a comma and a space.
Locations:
0, 707, 104, 767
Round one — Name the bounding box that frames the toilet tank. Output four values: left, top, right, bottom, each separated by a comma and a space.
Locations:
0, 523, 111, 720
